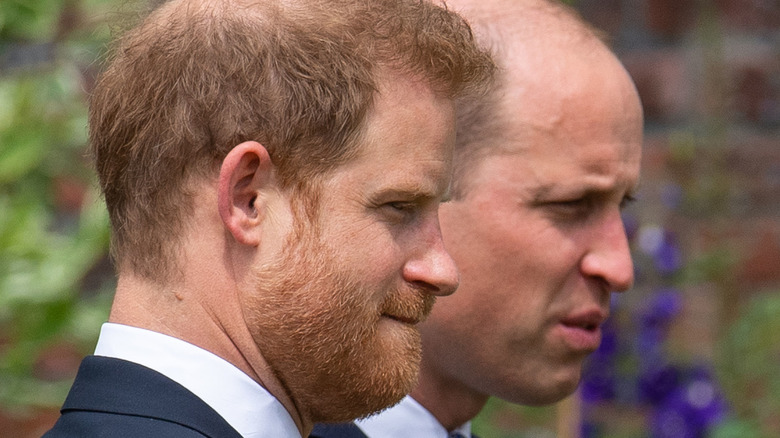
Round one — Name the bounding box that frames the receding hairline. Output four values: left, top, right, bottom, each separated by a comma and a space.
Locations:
450, 0, 609, 61
446, 0, 621, 198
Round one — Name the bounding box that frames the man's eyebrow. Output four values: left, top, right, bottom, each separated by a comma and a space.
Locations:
372, 184, 443, 203
530, 183, 575, 203
531, 182, 626, 202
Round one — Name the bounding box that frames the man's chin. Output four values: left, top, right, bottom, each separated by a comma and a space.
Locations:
496, 365, 584, 406
308, 369, 419, 423
312, 385, 411, 423
308, 337, 422, 422
531, 382, 581, 406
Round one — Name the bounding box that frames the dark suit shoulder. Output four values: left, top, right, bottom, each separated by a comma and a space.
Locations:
43, 356, 241, 438
43, 410, 211, 437
310, 423, 369, 438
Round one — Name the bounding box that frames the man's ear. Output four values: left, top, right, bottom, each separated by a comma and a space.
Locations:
218, 141, 274, 246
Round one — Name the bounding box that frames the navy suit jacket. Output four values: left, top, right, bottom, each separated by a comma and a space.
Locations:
310, 423, 479, 438
43, 355, 242, 438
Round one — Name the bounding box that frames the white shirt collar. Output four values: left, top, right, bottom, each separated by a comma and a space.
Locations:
356, 395, 471, 438
94, 322, 301, 438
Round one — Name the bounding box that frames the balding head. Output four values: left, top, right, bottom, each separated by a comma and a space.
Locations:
445, 0, 640, 197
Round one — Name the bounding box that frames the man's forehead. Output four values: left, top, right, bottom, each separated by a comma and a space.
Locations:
321, 73, 455, 197
357, 152, 452, 193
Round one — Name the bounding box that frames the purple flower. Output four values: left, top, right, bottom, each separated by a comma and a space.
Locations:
652, 401, 700, 438
595, 318, 619, 358
581, 371, 616, 403
581, 421, 601, 438
651, 384, 727, 437
649, 366, 728, 437
683, 366, 729, 427
638, 326, 666, 357
638, 363, 681, 404
581, 319, 620, 403
654, 231, 683, 274
640, 289, 682, 331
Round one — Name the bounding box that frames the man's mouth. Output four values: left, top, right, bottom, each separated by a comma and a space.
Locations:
560, 309, 607, 331
380, 293, 435, 326
556, 309, 608, 351
382, 313, 421, 325
561, 320, 599, 331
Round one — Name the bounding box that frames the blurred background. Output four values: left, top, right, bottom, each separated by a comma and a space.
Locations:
0, 0, 777, 437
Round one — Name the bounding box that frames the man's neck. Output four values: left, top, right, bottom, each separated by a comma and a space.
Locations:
108, 273, 311, 436
409, 368, 490, 431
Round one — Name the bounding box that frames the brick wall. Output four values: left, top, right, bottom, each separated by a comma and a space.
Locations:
578, 0, 779, 304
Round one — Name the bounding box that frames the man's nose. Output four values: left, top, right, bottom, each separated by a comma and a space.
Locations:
580, 209, 635, 292
402, 220, 459, 296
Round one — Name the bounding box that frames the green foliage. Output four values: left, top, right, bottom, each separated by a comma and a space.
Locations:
0, 0, 117, 410
711, 418, 767, 438
715, 292, 780, 437
0, 0, 64, 40
473, 398, 557, 438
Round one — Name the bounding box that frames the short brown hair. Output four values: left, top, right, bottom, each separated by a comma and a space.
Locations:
90, 0, 495, 282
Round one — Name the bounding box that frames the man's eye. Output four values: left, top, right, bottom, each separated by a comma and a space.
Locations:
543, 198, 593, 220
620, 194, 637, 209
377, 201, 420, 223
385, 201, 415, 212
551, 199, 584, 208
549, 198, 589, 210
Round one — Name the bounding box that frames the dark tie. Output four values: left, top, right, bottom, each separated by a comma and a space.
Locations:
448, 432, 468, 438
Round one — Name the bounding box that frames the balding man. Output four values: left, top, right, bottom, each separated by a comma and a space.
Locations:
311, 0, 643, 436
42, 1, 494, 437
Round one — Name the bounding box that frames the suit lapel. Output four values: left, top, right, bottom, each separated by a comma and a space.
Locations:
62, 355, 242, 438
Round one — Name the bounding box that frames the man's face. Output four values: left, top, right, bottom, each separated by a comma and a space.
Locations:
417, 45, 644, 406
244, 75, 459, 422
